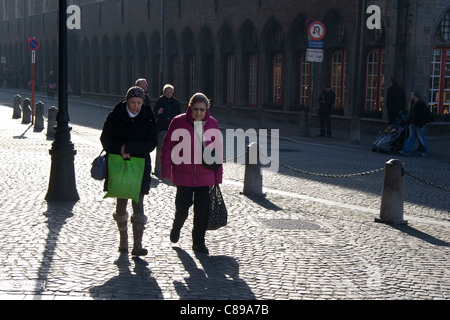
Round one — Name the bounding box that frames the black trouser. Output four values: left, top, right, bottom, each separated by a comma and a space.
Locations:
174, 186, 209, 246
319, 110, 331, 137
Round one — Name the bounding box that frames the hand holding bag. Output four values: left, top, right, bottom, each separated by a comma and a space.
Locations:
104, 154, 145, 203
207, 184, 228, 230
91, 150, 108, 180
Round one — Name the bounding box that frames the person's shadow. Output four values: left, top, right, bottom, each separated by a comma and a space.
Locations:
89, 254, 162, 299
173, 247, 255, 299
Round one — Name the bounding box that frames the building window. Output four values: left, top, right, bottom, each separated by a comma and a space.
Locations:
440, 11, 450, 41
364, 48, 385, 117
226, 54, 235, 104
331, 50, 346, 110
248, 53, 258, 106
429, 48, 450, 114
300, 53, 311, 107
272, 53, 283, 105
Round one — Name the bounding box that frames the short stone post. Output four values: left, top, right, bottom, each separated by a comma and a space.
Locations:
21, 98, 31, 124
299, 111, 307, 136
12, 94, 22, 119
350, 115, 360, 145
376, 159, 407, 225
154, 131, 166, 178
34, 101, 45, 132
46, 106, 58, 140
243, 142, 263, 196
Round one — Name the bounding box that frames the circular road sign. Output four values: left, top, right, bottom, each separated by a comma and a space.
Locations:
308, 21, 326, 41
27, 37, 41, 51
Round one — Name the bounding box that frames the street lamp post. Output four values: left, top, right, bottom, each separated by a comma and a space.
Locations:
45, 0, 79, 201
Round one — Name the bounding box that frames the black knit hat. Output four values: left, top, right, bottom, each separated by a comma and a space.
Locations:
125, 86, 145, 101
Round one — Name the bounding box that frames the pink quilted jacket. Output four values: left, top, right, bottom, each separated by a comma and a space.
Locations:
160, 107, 223, 187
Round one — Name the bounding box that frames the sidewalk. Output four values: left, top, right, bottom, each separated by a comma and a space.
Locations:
0, 90, 449, 301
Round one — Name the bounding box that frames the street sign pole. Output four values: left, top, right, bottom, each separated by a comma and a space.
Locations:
27, 38, 40, 124
307, 62, 315, 137
31, 50, 36, 124
305, 19, 326, 137
31, 51, 35, 125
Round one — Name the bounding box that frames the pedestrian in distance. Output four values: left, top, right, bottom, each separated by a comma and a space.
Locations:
153, 84, 182, 133
386, 78, 406, 125
317, 84, 335, 138
135, 78, 153, 112
399, 91, 430, 157
100, 86, 158, 256
160, 92, 223, 254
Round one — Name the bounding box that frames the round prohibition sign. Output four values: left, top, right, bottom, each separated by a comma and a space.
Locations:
27, 37, 41, 51
308, 21, 326, 41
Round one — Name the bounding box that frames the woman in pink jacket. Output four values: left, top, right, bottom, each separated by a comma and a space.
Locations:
161, 93, 223, 254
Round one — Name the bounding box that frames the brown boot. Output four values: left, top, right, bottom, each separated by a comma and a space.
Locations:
131, 223, 148, 256
113, 212, 128, 253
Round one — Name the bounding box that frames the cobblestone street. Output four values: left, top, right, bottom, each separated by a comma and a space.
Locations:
0, 89, 449, 302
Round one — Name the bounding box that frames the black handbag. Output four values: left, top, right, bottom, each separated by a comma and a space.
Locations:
207, 185, 227, 230
90, 150, 108, 180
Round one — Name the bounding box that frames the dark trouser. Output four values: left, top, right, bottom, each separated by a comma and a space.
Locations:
319, 111, 331, 137
174, 186, 209, 246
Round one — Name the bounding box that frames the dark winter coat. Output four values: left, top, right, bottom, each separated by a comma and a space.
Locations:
100, 100, 158, 195
318, 89, 336, 116
386, 83, 406, 124
153, 95, 182, 132
410, 99, 430, 128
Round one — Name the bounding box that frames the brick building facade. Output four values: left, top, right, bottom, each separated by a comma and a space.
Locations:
1, 0, 449, 125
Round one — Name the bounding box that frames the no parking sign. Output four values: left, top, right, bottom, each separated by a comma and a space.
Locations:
27, 37, 41, 51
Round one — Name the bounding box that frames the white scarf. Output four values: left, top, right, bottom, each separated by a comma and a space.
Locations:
126, 105, 140, 118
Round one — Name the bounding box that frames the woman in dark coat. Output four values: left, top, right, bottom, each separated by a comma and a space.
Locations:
100, 86, 158, 256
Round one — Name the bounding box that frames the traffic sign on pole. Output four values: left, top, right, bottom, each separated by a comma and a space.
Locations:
308, 21, 326, 41
27, 37, 41, 51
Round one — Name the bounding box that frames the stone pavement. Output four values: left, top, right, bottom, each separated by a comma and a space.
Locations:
0, 89, 449, 302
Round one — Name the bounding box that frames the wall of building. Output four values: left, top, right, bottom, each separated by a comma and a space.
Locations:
0, 0, 449, 125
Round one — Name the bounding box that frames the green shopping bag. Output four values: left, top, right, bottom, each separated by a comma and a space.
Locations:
104, 154, 145, 203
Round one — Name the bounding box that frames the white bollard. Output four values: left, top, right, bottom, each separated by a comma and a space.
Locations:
376, 159, 407, 225
243, 142, 263, 196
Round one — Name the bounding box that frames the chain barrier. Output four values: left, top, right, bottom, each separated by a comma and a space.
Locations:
223, 149, 450, 193
404, 170, 450, 193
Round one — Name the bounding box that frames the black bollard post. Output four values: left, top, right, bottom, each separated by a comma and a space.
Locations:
12, 94, 22, 119
46, 106, 58, 140
34, 101, 45, 132
22, 98, 31, 124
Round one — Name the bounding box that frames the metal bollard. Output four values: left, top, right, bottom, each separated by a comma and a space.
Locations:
376, 159, 407, 225
34, 101, 45, 132
154, 131, 166, 178
21, 98, 31, 124
243, 142, 263, 196
12, 94, 22, 119
46, 106, 58, 140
